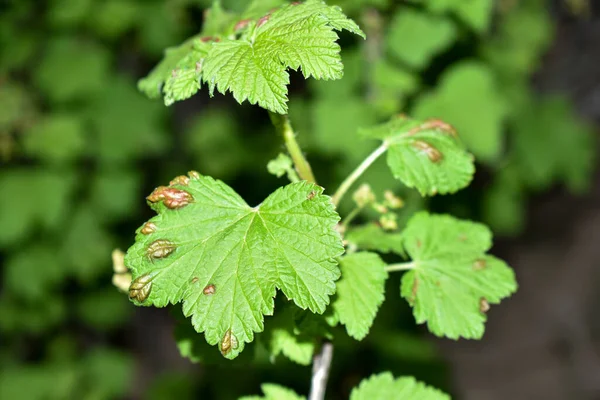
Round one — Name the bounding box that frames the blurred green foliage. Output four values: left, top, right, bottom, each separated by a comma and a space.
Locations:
0, 0, 595, 399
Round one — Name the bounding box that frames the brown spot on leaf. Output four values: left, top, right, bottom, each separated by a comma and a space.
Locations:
200, 36, 219, 42
480, 297, 490, 313
307, 190, 316, 200
169, 175, 190, 187
412, 140, 443, 163
473, 258, 486, 270
140, 222, 157, 235
220, 329, 238, 356
422, 119, 458, 138
411, 277, 419, 302
203, 284, 216, 295
147, 186, 193, 209
458, 233, 467, 242
147, 239, 176, 260
257, 14, 270, 27
191, 277, 199, 284
234, 19, 250, 31
129, 274, 152, 302
416, 239, 422, 248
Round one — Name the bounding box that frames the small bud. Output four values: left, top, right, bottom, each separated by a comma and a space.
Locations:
412, 140, 443, 163
140, 222, 157, 235
473, 258, 486, 270
379, 213, 398, 231
113, 272, 132, 293
129, 274, 153, 302
372, 203, 388, 214
169, 175, 190, 187
352, 184, 376, 208
147, 239, 176, 260
188, 171, 201, 180
112, 249, 127, 274
147, 186, 193, 209
383, 190, 404, 209
203, 284, 216, 295
220, 329, 239, 356
479, 298, 490, 313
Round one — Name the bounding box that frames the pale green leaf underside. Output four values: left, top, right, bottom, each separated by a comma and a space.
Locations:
125, 176, 343, 359
345, 224, 405, 255
270, 327, 314, 365
400, 212, 517, 339
332, 252, 387, 340
350, 372, 450, 400
138, 1, 364, 112
362, 116, 475, 196
240, 383, 305, 400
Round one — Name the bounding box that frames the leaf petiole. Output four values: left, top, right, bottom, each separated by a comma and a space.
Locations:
385, 261, 416, 272
332, 143, 388, 206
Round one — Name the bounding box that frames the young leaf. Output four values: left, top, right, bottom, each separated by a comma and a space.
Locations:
270, 326, 315, 366
125, 172, 343, 359
240, 383, 305, 400
400, 212, 517, 339
345, 224, 404, 255
419, 0, 494, 33
332, 252, 387, 340
350, 372, 450, 400
361, 115, 475, 196
203, 0, 364, 113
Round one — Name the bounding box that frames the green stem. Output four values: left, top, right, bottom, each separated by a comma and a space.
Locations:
331, 143, 387, 206
269, 112, 316, 184
341, 206, 362, 229
385, 261, 416, 273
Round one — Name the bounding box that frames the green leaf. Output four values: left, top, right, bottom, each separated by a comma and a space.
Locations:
23, 114, 86, 164
0, 170, 75, 246
269, 325, 315, 365
361, 115, 475, 196
345, 224, 404, 255
511, 96, 595, 192
35, 38, 111, 103
267, 153, 300, 182
4, 245, 65, 302
125, 173, 343, 359
350, 372, 450, 400
240, 383, 305, 400
419, 0, 494, 33
332, 252, 387, 340
202, 0, 364, 113
400, 212, 517, 339
412, 61, 507, 162
386, 9, 456, 70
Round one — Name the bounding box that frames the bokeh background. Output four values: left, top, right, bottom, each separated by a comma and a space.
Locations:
1, 0, 599, 399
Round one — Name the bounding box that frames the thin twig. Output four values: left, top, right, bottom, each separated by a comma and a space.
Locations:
269, 112, 316, 183
309, 341, 334, 400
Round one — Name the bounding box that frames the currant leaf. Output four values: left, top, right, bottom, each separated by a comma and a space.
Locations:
332, 252, 387, 340
124, 172, 343, 359
400, 212, 517, 339
361, 115, 475, 196
350, 372, 450, 400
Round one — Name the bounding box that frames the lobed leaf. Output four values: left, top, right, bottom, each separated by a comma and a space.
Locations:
332, 252, 387, 340
400, 212, 517, 339
125, 172, 343, 359
350, 372, 450, 400
361, 115, 475, 196
240, 383, 305, 400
